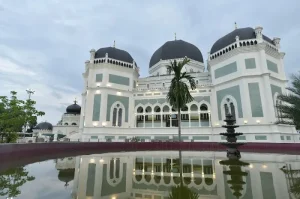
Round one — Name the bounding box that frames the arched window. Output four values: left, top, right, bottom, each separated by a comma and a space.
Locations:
224, 104, 229, 116
71, 123, 76, 125
230, 103, 236, 120
112, 108, 117, 126
118, 109, 123, 126
200, 104, 208, 120
222, 97, 237, 121
137, 107, 144, 121
154, 106, 161, 121
181, 106, 189, 120
64, 123, 68, 125
162, 83, 165, 87
163, 105, 170, 121
112, 103, 123, 127
145, 106, 152, 121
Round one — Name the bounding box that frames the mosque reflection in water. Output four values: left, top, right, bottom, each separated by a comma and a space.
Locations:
53, 151, 300, 199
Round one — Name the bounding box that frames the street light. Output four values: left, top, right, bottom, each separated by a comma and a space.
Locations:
26, 88, 35, 100
23, 88, 35, 137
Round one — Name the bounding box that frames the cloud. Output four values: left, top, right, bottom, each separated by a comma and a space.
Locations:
0, 57, 36, 76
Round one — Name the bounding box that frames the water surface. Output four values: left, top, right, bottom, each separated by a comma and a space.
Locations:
1, 151, 299, 199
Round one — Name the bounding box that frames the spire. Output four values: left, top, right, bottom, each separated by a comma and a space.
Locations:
113, 40, 116, 48
234, 22, 237, 30
174, 32, 177, 40
74, 97, 77, 104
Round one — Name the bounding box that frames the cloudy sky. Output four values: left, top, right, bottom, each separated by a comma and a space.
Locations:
0, 0, 299, 124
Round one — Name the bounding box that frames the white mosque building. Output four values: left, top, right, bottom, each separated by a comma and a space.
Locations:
70, 151, 300, 199
35, 25, 298, 143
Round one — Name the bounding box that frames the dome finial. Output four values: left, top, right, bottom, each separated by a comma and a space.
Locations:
234, 22, 237, 30
174, 32, 177, 40
113, 40, 116, 48
74, 97, 77, 104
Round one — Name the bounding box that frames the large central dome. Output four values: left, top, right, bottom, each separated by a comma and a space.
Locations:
149, 40, 203, 68
66, 101, 81, 115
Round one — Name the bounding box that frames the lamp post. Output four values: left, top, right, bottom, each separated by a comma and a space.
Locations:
26, 88, 35, 100
23, 88, 35, 137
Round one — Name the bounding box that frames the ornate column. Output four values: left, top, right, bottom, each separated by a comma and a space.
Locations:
208, 112, 211, 127
189, 112, 191, 127
143, 113, 145, 128
199, 111, 201, 127
152, 113, 154, 128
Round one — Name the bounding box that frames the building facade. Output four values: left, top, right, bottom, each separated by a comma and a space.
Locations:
76, 25, 297, 143
71, 151, 300, 199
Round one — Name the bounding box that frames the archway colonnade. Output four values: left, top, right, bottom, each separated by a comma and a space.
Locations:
134, 102, 211, 128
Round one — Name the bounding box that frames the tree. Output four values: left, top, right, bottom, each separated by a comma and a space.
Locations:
166, 57, 196, 187
0, 91, 45, 143
168, 185, 199, 199
276, 72, 300, 129
166, 57, 196, 141
0, 166, 35, 198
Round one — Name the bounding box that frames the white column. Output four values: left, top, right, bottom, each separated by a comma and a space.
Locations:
199, 112, 201, 127
259, 48, 276, 123
215, 162, 226, 198
170, 113, 172, 127
189, 112, 191, 127
95, 159, 105, 198
143, 114, 145, 128
249, 167, 263, 199
208, 112, 211, 127
160, 113, 163, 127
134, 115, 136, 127
152, 113, 154, 128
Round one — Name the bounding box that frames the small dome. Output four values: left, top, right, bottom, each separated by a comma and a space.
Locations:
149, 39, 203, 68
210, 27, 274, 54
95, 47, 134, 63
35, 122, 53, 130
66, 100, 81, 114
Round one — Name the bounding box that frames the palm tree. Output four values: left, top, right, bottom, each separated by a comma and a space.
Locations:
166, 57, 196, 141
276, 72, 300, 129
166, 57, 196, 188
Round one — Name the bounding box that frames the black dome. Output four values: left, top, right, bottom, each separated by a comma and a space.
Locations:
210, 27, 274, 54
149, 40, 203, 68
95, 47, 134, 63
35, 122, 53, 130
66, 102, 81, 114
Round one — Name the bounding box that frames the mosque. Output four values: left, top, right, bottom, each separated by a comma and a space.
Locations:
33, 25, 298, 143
68, 151, 300, 199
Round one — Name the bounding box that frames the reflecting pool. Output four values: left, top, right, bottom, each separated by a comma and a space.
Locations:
1, 151, 300, 199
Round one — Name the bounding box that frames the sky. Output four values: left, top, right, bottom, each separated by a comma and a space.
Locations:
0, 0, 299, 125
